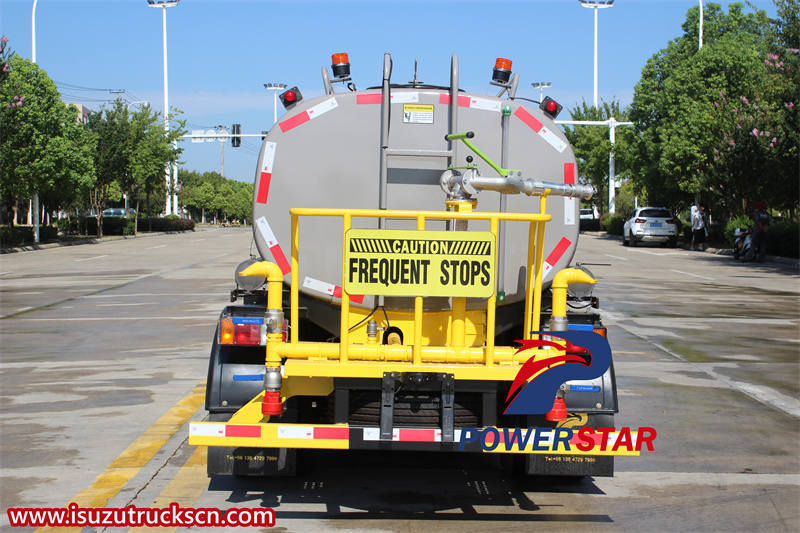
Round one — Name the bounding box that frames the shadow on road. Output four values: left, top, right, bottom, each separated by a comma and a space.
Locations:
207, 449, 612, 524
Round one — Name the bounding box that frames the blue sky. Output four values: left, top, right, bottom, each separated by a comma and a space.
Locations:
1, 0, 779, 183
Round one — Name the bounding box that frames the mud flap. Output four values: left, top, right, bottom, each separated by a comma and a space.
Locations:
207, 445, 296, 476
522, 453, 613, 477
206, 410, 298, 477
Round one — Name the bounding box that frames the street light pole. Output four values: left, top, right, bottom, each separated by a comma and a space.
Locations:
264, 83, 287, 127
30, 0, 39, 241
699, 1, 704, 50
579, 0, 614, 108
531, 82, 552, 102
148, 0, 180, 216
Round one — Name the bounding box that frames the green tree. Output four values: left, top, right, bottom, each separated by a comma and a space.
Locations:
563, 100, 634, 215
126, 104, 184, 234
0, 54, 95, 231
88, 99, 184, 235
629, 2, 796, 218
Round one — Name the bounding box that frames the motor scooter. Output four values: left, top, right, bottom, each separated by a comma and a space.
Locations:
733, 227, 753, 260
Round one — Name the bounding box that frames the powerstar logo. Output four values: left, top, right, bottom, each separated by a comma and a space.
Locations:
504, 330, 612, 415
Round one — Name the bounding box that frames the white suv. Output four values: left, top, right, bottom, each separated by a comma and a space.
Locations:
623, 207, 677, 247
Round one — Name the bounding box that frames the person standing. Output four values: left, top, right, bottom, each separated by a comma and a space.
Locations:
691, 204, 707, 251
747, 201, 770, 263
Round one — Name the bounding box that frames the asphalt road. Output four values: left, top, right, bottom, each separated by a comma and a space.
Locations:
0, 229, 798, 533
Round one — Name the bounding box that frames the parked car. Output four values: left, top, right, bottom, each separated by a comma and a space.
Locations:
580, 208, 596, 220
102, 208, 126, 218
623, 207, 678, 247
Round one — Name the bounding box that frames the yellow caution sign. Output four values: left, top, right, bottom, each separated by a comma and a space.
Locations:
344, 229, 495, 298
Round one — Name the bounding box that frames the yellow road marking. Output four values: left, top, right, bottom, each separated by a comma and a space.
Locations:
35, 381, 206, 533
128, 446, 209, 533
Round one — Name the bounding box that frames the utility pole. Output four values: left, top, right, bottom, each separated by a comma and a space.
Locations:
216, 125, 229, 177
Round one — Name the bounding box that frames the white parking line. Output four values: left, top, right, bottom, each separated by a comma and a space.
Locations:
189, 239, 206, 243
669, 269, 715, 280
146, 245, 167, 249
603, 254, 629, 261
74, 255, 110, 262
0, 271, 14, 275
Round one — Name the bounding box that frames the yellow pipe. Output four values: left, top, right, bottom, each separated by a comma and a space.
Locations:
275, 341, 548, 364
485, 217, 499, 366
239, 261, 285, 370
551, 268, 597, 318
291, 214, 299, 343
240, 261, 284, 311
414, 215, 425, 365
340, 214, 352, 364
530, 194, 549, 339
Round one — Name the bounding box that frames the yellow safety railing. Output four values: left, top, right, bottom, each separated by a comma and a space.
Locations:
287, 196, 551, 368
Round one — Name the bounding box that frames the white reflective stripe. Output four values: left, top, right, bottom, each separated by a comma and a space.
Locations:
303, 276, 336, 296
260, 142, 277, 174
190, 424, 226, 437
278, 426, 314, 439
361, 428, 464, 442
537, 125, 567, 153
392, 92, 419, 103
255, 216, 278, 248
564, 197, 576, 226
468, 97, 501, 112
307, 98, 338, 120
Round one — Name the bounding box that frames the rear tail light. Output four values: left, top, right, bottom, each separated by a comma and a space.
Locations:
539, 96, 563, 119
634, 218, 646, 223
219, 317, 267, 346
665, 219, 675, 224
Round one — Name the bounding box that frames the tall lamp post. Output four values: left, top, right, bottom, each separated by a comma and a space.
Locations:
264, 83, 287, 126
30, 0, 40, 241
147, 0, 180, 216
699, 1, 704, 50
531, 82, 552, 102
579, 0, 614, 108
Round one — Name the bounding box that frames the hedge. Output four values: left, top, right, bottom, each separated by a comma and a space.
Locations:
603, 214, 625, 236
0, 226, 59, 246
56, 216, 195, 236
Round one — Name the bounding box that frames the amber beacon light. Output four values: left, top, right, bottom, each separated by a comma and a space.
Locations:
492, 58, 513, 84
331, 53, 351, 79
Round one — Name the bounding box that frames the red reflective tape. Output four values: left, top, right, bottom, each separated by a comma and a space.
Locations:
564, 163, 575, 185
514, 106, 543, 133
279, 111, 310, 133
545, 237, 572, 266
256, 172, 271, 204
356, 94, 382, 105
398, 428, 437, 442
330, 286, 364, 304
438, 94, 471, 107
226, 425, 261, 438
269, 244, 291, 275
314, 427, 349, 440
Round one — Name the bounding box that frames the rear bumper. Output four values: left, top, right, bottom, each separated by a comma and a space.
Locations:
190, 420, 640, 457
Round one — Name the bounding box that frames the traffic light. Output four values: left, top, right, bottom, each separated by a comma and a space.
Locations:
231, 124, 241, 147
539, 96, 563, 120
279, 87, 303, 110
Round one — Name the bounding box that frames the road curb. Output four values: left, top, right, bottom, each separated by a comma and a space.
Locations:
581, 230, 799, 268
0, 230, 197, 255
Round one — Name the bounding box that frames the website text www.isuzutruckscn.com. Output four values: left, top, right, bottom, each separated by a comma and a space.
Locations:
6, 502, 275, 528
